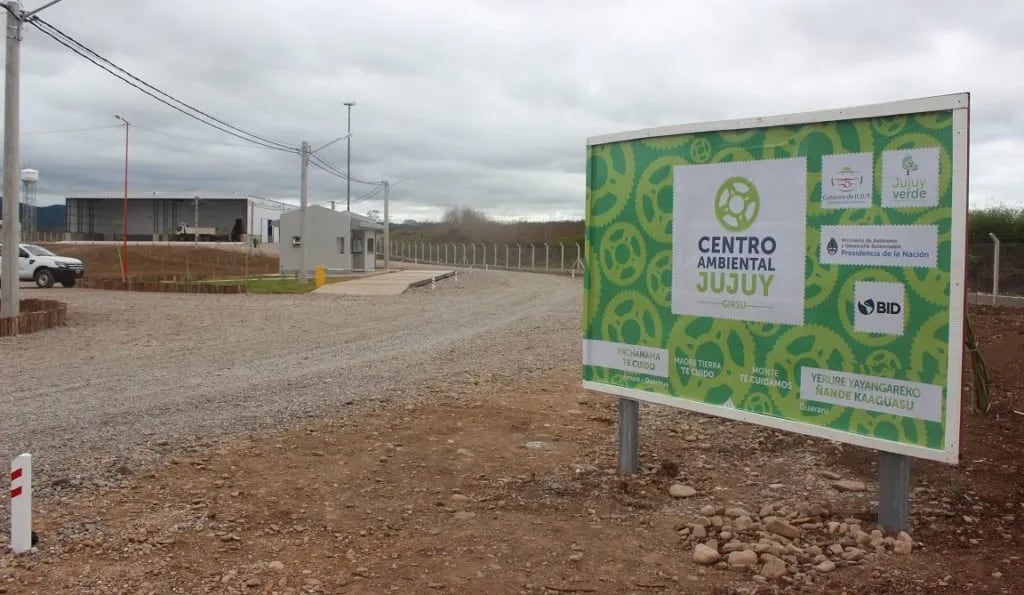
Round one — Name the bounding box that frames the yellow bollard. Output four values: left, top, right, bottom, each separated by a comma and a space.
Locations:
315, 265, 326, 288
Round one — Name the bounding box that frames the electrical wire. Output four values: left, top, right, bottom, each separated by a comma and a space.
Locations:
28, 17, 298, 154
20, 14, 406, 206
132, 125, 270, 150
23, 124, 121, 135
30, 16, 295, 152
308, 153, 380, 186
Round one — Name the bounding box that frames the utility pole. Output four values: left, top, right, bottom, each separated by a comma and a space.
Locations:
344, 101, 355, 212
383, 180, 390, 270
299, 141, 310, 283
0, 0, 65, 332
1, 1, 23, 329
330, 200, 335, 211
115, 114, 130, 281
193, 195, 199, 246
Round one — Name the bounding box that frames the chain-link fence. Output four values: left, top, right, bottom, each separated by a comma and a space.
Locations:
385, 240, 1023, 294
387, 241, 584, 274
968, 242, 1023, 298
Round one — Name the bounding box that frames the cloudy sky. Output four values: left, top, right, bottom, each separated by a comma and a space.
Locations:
9, 0, 1024, 221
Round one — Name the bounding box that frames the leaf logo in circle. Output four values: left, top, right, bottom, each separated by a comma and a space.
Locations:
714, 176, 760, 232
857, 299, 875, 316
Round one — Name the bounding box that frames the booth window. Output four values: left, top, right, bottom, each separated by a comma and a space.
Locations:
337, 237, 346, 254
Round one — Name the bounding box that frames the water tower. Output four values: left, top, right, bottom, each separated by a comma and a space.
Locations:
20, 169, 39, 242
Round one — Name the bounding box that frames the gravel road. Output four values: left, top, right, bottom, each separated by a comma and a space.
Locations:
0, 269, 581, 506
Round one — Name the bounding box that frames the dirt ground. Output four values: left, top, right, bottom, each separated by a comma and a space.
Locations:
2, 306, 1022, 594
38, 244, 279, 279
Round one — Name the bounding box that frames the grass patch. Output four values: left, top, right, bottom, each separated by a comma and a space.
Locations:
203, 276, 359, 294
243, 278, 318, 294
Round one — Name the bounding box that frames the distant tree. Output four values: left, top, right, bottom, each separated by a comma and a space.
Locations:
442, 206, 490, 225
402, 219, 418, 225
366, 209, 381, 222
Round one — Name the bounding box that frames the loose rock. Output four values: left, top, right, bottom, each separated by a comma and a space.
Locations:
832, 480, 866, 492
760, 557, 788, 579
727, 550, 759, 568
693, 543, 720, 565
733, 516, 754, 532
765, 518, 800, 539
669, 484, 697, 498
725, 507, 753, 518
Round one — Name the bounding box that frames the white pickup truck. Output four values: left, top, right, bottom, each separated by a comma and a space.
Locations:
0, 243, 85, 288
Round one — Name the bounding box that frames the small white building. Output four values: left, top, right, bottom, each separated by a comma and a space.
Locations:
279, 206, 383, 274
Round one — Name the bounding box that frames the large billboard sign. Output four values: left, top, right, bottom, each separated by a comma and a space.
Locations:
583, 94, 969, 463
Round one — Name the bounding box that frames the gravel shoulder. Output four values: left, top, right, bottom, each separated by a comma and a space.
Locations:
0, 269, 581, 501
1, 274, 1020, 594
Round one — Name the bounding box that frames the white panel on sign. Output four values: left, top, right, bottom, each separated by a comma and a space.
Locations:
583, 340, 669, 378
821, 152, 873, 209
671, 158, 807, 325
881, 147, 940, 208
800, 367, 943, 422
819, 225, 938, 268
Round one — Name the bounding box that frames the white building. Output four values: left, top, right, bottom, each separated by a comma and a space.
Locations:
64, 191, 293, 243
279, 206, 383, 274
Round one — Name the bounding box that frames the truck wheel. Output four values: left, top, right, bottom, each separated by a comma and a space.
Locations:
61, 279, 77, 288
34, 268, 55, 288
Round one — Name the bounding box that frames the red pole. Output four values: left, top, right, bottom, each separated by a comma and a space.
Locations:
122, 122, 129, 281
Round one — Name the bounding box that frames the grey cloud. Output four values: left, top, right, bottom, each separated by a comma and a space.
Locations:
6, 0, 1023, 222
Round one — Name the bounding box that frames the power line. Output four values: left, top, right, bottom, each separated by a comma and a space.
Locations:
308, 154, 381, 186
132, 125, 272, 150
352, 184, 385, 205
23, 124, 121, 135
30, 16, 295, 151
28, 17, 298, 154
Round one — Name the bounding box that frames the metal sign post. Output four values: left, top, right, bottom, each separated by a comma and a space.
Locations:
618, 399, 639, 474
878, 452, 911, 531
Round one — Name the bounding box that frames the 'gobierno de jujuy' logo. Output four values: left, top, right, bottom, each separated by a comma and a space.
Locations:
714, 176, 760, 233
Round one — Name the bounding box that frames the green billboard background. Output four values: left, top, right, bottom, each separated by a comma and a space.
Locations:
583, 109, 960, 458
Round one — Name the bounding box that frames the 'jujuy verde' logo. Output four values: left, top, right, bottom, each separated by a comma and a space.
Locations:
891, 154, 926, 202
714, 176, 760, 232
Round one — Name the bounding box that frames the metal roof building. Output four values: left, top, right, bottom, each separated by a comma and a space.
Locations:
64, 191, 294, 243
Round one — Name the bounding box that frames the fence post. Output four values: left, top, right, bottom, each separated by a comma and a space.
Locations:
560, 244, 565, 271
472, 243, 477, 267
576, 243, 582, 270
10, 453, 32, 554
990, 233, 1000, 305
517, 244, 522, 269
505, 244, 509, 269
544, 243, 550, 270
531, 244, 536, 270
493, 243, 498, 268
